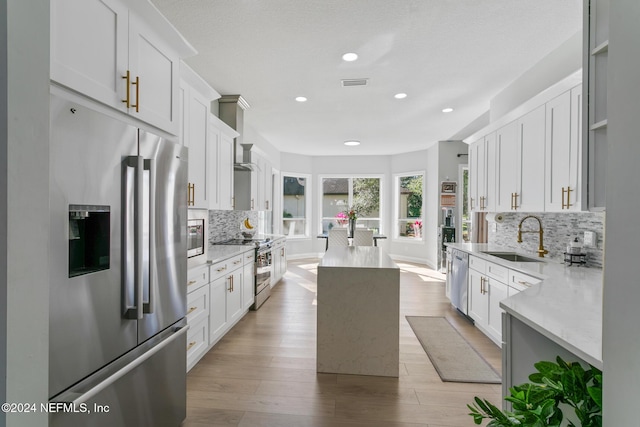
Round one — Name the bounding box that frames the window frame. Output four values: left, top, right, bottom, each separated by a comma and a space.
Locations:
317, 174, 384, 235
281, 172, 312, 239
393, 171, 425, 243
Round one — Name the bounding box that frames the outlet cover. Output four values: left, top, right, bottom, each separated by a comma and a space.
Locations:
584, 231, 596, 247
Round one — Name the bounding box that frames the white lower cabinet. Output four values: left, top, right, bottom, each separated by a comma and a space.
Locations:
186, 264, 210, 371
468, 255, 544, 345
468, 268, 489, 326
186, 317, 209, 371
209, 254, 244, 347
271, 237, 287, 285
487, 279, 509, 341
208, 276, 228, 345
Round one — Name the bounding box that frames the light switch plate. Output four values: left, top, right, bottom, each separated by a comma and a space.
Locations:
584, 231, 596, 247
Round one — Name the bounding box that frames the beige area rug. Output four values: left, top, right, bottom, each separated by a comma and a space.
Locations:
406, 316, 501, 384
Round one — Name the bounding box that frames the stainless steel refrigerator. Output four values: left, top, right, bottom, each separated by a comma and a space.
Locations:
48, 91, 188, 426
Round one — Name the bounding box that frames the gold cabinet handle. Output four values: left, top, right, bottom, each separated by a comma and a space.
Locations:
187, 183, 195, 206
281, 248, 285, 256
233, 260, 242, 265
122, 70, 131, 108
228, 276, 233, 292
187, 341, 196, 351
517, 280, 531, 287
266, 200, 269, 210
566, 187, 572, 209
187, 280, 197, 287
251, 199, 254, 210
480, 196, 486, 210
470, 197, 475, 210
216, 265, 227, 273
246, 254, 254, 260
187, 306, 197, 315
131, 75, 140, 113
232, 196, 235, 209
512, 193, 519, 210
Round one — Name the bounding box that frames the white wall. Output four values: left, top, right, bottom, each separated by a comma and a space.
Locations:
602, 1, 640, 423
490, 31, 582, 121
2, 1, 50, 426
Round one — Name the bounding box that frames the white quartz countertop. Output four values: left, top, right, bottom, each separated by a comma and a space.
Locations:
319, 247, 398, 270
207, 245, 252, 264
447, 243, 603, 369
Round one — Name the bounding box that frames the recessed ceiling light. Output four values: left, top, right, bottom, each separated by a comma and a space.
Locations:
344, 140, 361, 146
394, 93, 408, 99
295, 96, 307, 102
342, 52, 358, 62
442, 107, 454, 113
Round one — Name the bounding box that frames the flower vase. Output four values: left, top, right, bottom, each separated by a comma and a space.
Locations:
348, 219, 356, 238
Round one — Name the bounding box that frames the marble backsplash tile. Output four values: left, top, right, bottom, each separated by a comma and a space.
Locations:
488, 211, 605, 268
209, 210, 259, 244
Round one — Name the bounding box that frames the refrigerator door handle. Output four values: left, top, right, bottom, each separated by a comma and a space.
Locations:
62, 325, 189, 406
143, 158, 155, 314
124, 155, 144, 320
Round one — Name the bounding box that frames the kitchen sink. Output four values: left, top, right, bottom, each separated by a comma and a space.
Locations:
481, 252, 544, 263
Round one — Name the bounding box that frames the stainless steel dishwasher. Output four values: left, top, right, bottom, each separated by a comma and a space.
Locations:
450, 249, 469, 315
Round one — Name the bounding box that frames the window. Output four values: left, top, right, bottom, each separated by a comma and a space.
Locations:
282, 174, 310, 238
394, 173, 424, 239
320, 176, 382, 234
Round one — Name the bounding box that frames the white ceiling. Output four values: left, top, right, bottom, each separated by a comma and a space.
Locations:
152, 0, 582, 156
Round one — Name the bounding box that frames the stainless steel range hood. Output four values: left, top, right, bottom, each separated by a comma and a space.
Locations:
218, 95, 257, 171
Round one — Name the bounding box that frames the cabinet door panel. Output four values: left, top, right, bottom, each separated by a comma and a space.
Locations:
545, 91, 572, 211
209, 278, 227, 343
129, 15, 179, 134
488, 279, 508, 342
518, 105, 546, 211
51, 0, 128, 111
496, 121, 519, 211
468, 270, 487, 326
569, 85, 584, 211
187, 92, 209, 208
485, 132, 497, 212
219, 134, 235, 210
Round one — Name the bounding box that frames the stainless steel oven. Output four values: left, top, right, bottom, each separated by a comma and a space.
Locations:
254, 244, 272, 310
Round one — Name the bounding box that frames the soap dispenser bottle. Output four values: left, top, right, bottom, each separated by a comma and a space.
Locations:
569, 237, 582, 254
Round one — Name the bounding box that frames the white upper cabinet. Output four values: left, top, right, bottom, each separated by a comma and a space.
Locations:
469, 139, 485, 212
495, 121, 519, 211
484, 132, 497, 212
51, 0, 128, 113
51, 0, 195, 134
517, 105, 546, 212
218, 126, 236, 211
545, 89, 583, 212
181, 63, 221, 209
469, 133, 495, 212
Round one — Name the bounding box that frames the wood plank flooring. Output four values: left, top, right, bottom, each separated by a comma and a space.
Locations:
183, 259, 502, 427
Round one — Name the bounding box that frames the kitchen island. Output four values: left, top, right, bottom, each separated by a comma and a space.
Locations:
317, 246, 400, 377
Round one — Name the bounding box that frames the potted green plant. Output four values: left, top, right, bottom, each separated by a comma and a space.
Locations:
468, 356, 602, 426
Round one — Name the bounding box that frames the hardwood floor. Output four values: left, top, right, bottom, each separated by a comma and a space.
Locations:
183, 259, 502, 427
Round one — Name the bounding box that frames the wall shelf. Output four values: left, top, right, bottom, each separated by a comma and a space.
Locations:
590, 119, 608, 131
591, 40, 609, 56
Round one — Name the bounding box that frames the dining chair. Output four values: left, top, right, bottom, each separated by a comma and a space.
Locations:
328, 228, 349, 247
352, 229, 374, 246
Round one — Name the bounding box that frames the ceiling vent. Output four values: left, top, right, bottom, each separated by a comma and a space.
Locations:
341, 78, 369, 87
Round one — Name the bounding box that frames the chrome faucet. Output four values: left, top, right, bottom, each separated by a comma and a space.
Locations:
517, 215, 549, 258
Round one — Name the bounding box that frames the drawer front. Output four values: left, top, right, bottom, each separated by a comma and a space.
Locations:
486, 261, 508, 283
509, 270, 543, 293
469, 256, 486, 273
187, 264, 209, 292
243, 249, 255, 266
186, 284, 209, 326
186, 317, 209, 370
211, 254, 244, 282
